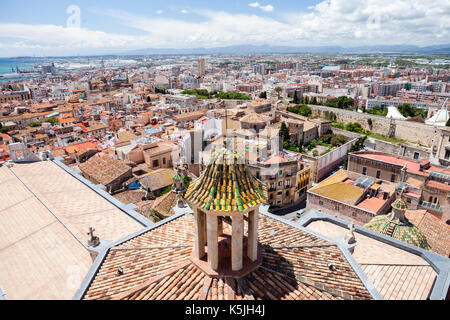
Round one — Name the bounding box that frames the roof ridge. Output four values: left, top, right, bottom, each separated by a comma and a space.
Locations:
110, 243, 192, 251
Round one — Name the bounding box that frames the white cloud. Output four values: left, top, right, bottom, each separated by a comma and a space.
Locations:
259, 5, 274, 12
181, 9, 188, 14
0, 0, 449, 56
157, 10, 163, 15
249, 2, 274, 12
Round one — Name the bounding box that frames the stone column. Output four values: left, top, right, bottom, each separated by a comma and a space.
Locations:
247, 209, 259, 262
232, 214, 243, 271
206, 214, 219, 270
194, 209, 206, 259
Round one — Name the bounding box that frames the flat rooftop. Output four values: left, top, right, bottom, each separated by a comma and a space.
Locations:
0, 161, 145, 299
306, 220, 437, 300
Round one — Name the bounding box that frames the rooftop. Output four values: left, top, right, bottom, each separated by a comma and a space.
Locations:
80, 212, 373, 300
79, 153, 131, 186
0, 161, 145, 299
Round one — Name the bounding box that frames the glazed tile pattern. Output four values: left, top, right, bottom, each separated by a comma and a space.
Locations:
364, 215, 431, 250
185, 149, 266, 212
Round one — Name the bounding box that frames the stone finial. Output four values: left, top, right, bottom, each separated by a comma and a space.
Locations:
87, 227, 100, 247
344, 223, 356, 244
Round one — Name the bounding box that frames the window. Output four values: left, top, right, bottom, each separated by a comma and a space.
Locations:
270, 183, 275, 190
286, 180, 291, 187
335, 205, 340, 211
319, 200, 324, 205
352, 212, 357, 217
445, 149, 450, 160
376, 170, 381, 178
153, 159, 159, 167
362, 167, 367, 175
286, 191, 290, 197
278, 181, 283, 187
162, 157, 166, 165
279, 170, 283, 176
391, 174, 396, 182
413, 152, 419, 160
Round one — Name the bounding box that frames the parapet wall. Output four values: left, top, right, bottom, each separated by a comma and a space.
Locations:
308, 105, 439, 147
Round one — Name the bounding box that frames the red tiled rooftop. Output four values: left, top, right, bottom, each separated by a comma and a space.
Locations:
357, 197, 387, 213
426, 180, 450, 192
355, 153, 450, 176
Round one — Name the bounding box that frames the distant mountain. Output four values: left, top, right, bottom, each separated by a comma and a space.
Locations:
121, 44, 450, 55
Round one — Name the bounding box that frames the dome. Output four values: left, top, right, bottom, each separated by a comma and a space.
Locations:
364, 214, 431, 250
184, 148, 266, 212
391, 199, 407, 210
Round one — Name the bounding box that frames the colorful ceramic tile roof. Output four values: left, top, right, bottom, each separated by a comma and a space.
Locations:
82, 214, 372, 300
185, 148, 266, 212
364, 215, 431, 250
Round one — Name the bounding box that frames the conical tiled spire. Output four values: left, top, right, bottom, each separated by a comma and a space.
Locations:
185, 148, 266, 212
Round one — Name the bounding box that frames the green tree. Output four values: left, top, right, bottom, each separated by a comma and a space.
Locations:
293, 91, 299, 104
345, 122, 364, 133
275, 87, 283, 99
326, 96, 354, 110
45, 116, 58, 125
279, 122, 290, 143
30, 122, 41, 128
298, 104, 312, 117
304, 96, 309, 104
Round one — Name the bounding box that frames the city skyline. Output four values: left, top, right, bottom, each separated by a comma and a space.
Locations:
0, 0, 449, 57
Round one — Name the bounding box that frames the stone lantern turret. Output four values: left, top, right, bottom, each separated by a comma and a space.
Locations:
184, 148, 266, 277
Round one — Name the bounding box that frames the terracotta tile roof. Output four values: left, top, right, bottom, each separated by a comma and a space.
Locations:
64, 141, 98, 154
79, 153, 131, 186
82, 214, 372, 300
355, 153, 450, 176
360, 264, 436, 300
357, 197, 386, 213
425, 180, 450, 192
405, 210, 450, 257
139, 168, 175, 192
152, 191, 177, 219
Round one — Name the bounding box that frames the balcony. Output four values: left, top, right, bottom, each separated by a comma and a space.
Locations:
419, 201, 443, 213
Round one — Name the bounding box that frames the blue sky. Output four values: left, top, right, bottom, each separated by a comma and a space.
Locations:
0, 0, 449, 57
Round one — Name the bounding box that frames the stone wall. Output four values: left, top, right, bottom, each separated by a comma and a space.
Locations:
308, 105, 439, 147
367, 139, 430, 161
306, 192, 375, 226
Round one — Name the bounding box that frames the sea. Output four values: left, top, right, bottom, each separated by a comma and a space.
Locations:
0, 58, 41, 82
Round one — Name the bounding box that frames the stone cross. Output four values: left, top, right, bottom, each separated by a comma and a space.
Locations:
87, 227, 100, 247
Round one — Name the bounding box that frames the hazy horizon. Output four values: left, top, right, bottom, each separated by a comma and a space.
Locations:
0, 0, 449, 57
